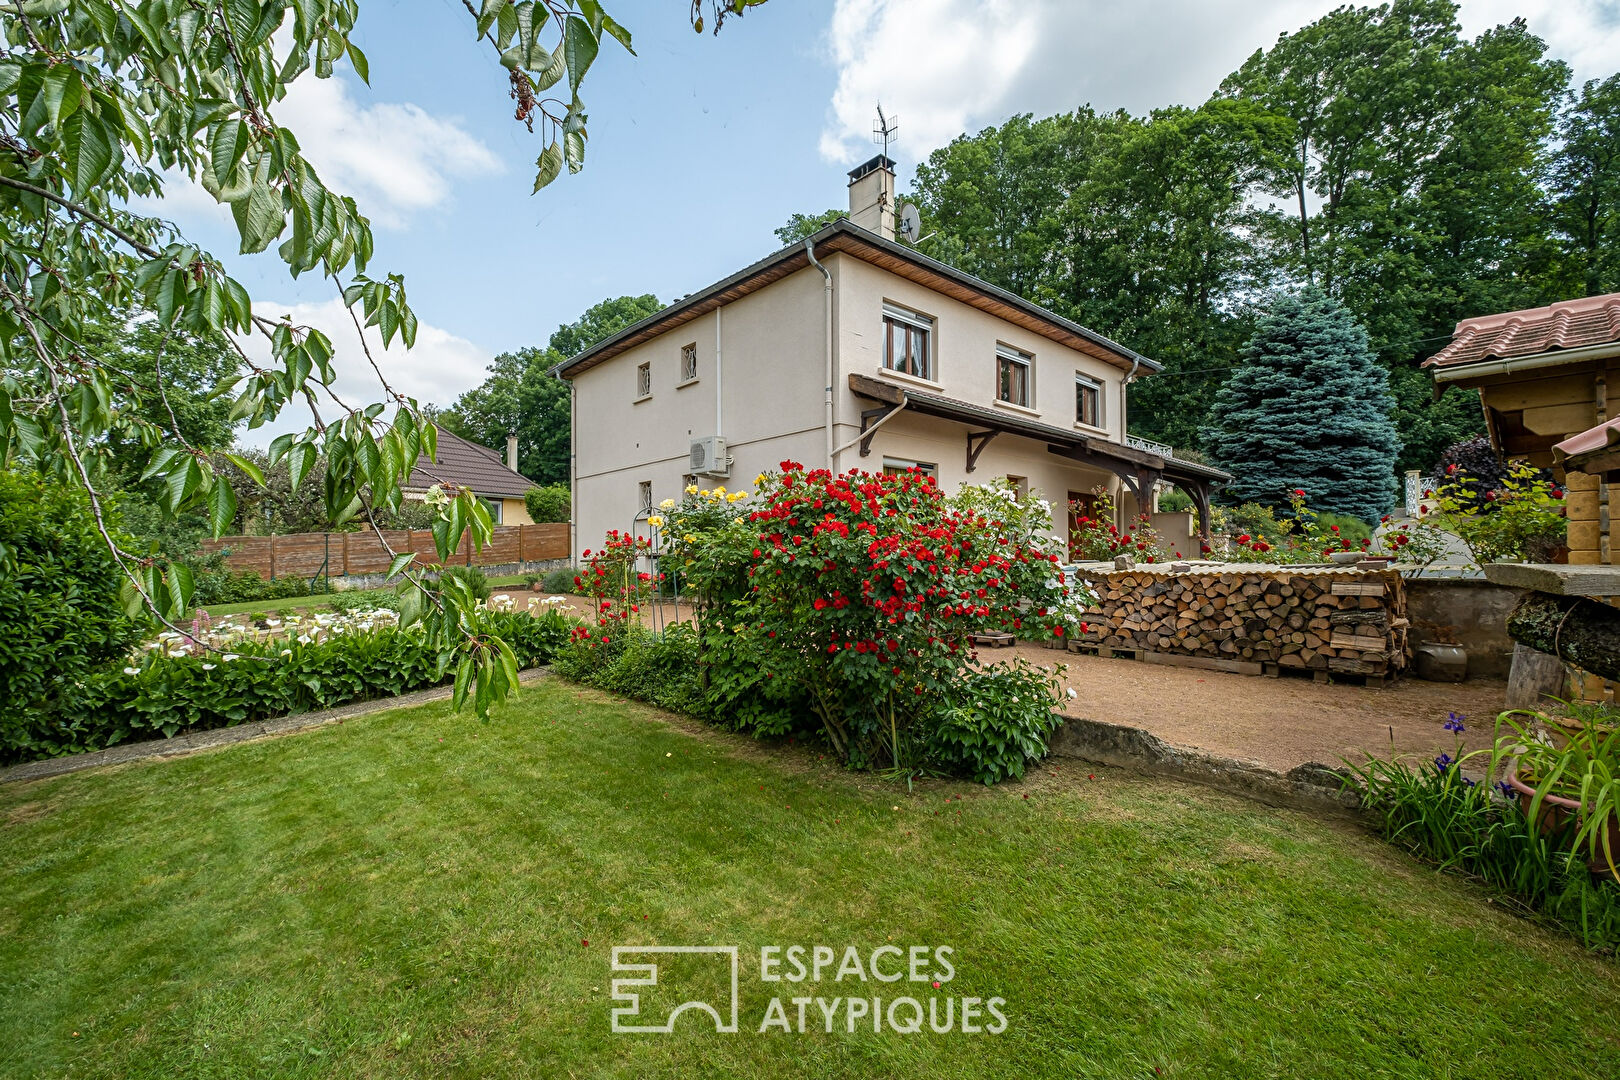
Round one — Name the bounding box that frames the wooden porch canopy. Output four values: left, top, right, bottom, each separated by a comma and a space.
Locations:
848, 373, 1229, 539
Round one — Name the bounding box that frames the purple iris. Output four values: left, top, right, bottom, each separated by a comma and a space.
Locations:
1443, 712, 1466, 734
1434, 753, 1454, 772
1495, 780, 1516, 799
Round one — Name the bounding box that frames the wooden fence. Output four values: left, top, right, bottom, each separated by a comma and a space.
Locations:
199, 523, 570, 580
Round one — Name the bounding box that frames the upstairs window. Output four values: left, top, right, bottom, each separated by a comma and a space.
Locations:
882, 303, 933, 381
1075, 374, 1103, 428
638, 481, 653, 509
636, 362, 652, 399
997, 345, 1032, 407
680, 343, 698, 382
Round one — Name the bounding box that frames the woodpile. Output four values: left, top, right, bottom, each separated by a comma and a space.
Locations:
1073, 565, 1409, 683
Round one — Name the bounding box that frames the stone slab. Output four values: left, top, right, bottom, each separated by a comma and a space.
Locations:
1482, 562, 1620, 596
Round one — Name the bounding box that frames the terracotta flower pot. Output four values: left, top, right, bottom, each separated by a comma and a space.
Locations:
1506, 763, 1620, 883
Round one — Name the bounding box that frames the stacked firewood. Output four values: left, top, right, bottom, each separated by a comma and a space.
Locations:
1073, 566, 1408, 678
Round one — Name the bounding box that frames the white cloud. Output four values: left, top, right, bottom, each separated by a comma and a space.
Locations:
819, 0, 1620, 166
129, 74, 499, 232
234, 297, 493, 448
273, 74, 502, 228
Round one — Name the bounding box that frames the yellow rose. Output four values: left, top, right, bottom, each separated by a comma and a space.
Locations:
659, 498, 675, 509
685, 485, 699, 495
647, 515, 664, 528
684, 534, 696, 543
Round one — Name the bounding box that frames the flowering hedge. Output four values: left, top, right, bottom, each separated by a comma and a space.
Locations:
1, 605, 575, 764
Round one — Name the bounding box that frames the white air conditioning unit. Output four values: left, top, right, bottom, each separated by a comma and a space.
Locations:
689, 435, 730, 478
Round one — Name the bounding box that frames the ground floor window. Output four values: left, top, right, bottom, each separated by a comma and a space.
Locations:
478, 496, 502, 524
882, 456, 937, 480
638, 480, 653, 509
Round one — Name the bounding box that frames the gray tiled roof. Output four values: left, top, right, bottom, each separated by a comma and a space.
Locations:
405, 426, 532, 499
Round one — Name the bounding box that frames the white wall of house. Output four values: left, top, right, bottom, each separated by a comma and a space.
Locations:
567, 248, 1140, 560
570, 265, 830, 558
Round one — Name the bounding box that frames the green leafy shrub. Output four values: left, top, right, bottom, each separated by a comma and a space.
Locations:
555, 623, 707, 716
926, 663, 1066, 784
1425, 459, 1567, 564
542, 566, 578, 593
524, 484, 571, 524
0, 472, 144, 761
438, 564, 490, 601
191, 563, 327, 606
3, 610, 575, 763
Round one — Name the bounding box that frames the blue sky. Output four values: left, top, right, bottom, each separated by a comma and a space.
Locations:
164, 0, 1620, 444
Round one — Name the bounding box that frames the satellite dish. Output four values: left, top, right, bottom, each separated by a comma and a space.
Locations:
898, 202, 921, 243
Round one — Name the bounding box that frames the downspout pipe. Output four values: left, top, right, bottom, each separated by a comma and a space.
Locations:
805, 238, 834, 472
714, 306, 723, 440
1119, 355, 1141, 525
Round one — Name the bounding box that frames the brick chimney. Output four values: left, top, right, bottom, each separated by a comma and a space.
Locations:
505, 431, 519, 472
847, 155, 896, 240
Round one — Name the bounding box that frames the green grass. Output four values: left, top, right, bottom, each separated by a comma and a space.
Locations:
198, 575, 531, 618
3, 684, 1618, 1079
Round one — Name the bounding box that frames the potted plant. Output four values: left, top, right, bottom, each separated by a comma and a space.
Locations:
1492, 704, 1620, 882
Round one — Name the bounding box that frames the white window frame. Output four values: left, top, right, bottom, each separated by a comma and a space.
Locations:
881, 456, 937, 479
635, 361, 652, 400
881, 302, 935, 382
996, 344, 1033, 408
1075, 373, 1105, 429
679, 343, 698, 384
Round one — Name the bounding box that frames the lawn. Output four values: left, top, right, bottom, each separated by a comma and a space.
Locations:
2, 682, 1617, 1079
197, 575, 532, 617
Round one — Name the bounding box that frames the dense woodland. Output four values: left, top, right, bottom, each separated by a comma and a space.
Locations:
443, 1, 1619, 500
897, 0, 1618, 472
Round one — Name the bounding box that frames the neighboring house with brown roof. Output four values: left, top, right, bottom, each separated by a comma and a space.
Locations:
1424, 291, 1620, 565
406, 426, 536, 525
552, 155, 1227, 561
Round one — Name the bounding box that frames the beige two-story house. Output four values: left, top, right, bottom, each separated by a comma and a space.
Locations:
553, 156, 1227, 561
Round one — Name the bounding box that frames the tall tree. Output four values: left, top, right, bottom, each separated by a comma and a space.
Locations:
0, 0, 759, 718
546, 293, 661, 359
439, 293, 661, 483
1202, 289, 1398, 522
1551, 74, 1620, 297
773, 209, 844, 246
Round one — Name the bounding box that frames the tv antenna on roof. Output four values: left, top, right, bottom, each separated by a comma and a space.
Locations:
873, 103, 899, 159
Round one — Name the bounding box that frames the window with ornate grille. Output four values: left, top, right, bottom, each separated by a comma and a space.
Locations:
636, 362, 651, 398
680, 343, 698, 382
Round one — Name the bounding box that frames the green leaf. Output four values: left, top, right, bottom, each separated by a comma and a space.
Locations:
452, 654, 473, 712
476, 0, 510, 37
288, 442, 316, 491
600, 14, 634, 53
346, 41, 370, 84
563, 16, 600, 95
62, 110, 114, 194
209, 117, 248, 187
208, 478, 238, 537
167, 561, 195, 618
533, 141, 563, 192
225, 452, 266, 486
387, 552, 416, 579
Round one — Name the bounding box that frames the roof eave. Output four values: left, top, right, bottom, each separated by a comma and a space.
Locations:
550, 218, 1161, 379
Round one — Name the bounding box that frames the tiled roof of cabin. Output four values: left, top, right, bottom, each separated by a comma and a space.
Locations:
1423, 293, 1620, 369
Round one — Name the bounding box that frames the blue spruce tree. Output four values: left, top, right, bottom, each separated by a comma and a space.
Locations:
1201, 289, 1399, 522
